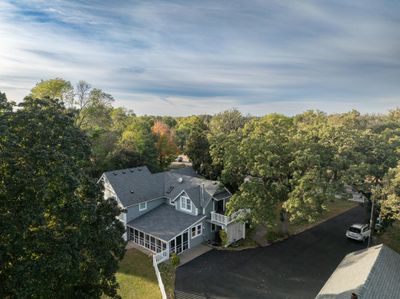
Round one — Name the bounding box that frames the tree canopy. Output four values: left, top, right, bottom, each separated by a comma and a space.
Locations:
0, 95, 125, 298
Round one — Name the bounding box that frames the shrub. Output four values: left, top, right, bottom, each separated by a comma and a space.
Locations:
267, 230, 285, 242
170, 252, 180, 267
219, 229, 228, 247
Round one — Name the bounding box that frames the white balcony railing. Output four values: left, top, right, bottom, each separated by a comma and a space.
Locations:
211, 209, 250, 226
211, 211, 234, 226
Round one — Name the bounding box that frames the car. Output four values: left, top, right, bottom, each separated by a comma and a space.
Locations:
346, 223, 370, 242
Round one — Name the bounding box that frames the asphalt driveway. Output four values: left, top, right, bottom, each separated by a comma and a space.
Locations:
175, 206, 368, 299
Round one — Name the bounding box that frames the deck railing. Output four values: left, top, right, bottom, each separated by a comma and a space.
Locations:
211, 211, 233, 225
211, 209, 250, 226
153, 249, 169, 264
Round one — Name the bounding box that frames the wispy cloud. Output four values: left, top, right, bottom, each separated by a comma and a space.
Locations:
0, 0, 399, 115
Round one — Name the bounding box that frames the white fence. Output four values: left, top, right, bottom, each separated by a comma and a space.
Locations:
152, 254, 167, 299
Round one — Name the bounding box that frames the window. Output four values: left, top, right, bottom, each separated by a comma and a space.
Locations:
211, 223, 217, 232
180, 195, 192, 212
139, 202, 147, 211
191, 224, 202, 238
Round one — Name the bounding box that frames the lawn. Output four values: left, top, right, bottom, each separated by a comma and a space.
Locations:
223, 199, 359, 248
104, 249, 161, 299
159, 261, 176, 299
377, 221, 400, 253
289, 199, 359, 235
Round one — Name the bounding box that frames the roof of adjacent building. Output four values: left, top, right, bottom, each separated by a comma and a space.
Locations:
316, 244, 400, 299
126, 204, 205, 241
102, 166, 230, 208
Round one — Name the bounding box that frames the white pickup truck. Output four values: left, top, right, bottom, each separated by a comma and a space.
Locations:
346, 224, 371, 242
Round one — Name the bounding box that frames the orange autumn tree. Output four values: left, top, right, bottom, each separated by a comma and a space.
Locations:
152, 120, 178, 168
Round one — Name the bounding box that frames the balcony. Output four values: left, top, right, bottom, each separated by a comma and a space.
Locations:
210, 209, 250, 226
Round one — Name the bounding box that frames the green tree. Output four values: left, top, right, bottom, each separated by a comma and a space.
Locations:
0, 91, 13, 113
374, 163, 400, 222
208, 109, 248, 179
226, 114, 293, 227
186, 130, 213, 176
175, 116, 208, 151
30, 78, 74, 106
0, 97, 125, 298
77, 88, 114, 129
119, 117, 159, 171
209, 108, 247, 134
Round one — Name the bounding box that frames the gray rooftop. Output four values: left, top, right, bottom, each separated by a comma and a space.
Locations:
316, 244, 400, 299
102, 166, 230, 208
126, 204, 204, 241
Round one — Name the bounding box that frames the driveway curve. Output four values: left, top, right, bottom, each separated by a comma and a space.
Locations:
175, 206, 368, 299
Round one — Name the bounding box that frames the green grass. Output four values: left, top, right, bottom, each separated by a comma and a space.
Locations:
104, 249, 161, 299
378, 221, 400, 254
159, 262, 176, 299
289, 200, 358, 235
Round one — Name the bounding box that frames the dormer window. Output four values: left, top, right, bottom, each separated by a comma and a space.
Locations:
180, 195, 192, 212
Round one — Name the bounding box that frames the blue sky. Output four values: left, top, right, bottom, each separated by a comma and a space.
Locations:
0, 1, 399, 116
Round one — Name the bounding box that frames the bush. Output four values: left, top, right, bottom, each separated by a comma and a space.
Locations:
267, 230, 285, 242
219, 229, 228, 247
170, 252, 180, 267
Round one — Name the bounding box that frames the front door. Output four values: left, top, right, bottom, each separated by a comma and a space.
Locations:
216, 200, 224, 213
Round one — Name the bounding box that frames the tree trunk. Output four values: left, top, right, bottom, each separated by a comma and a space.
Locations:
279, 209, 289, 236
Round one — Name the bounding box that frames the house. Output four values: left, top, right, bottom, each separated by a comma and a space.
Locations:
99, 166, 246, 261
315, 244, 400, 299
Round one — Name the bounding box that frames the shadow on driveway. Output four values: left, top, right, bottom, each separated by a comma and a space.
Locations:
175, 205, 368, 299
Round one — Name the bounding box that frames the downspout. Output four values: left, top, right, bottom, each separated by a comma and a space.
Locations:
201, 183, 205, 213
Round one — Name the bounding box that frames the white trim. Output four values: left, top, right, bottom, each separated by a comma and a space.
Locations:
97, 173, 105, 184
213, 195, 231, 201
139, 201, 147, 211
180, 195, 192, 213
191, 224, 202, 238
204, 186, 232, 209
171, 190, 186, 202
126, 225, 169, 244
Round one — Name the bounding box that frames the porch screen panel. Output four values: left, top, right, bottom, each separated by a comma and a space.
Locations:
150, 236, 156, 251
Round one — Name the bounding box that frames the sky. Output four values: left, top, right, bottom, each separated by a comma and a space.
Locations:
0, 1, 399, 116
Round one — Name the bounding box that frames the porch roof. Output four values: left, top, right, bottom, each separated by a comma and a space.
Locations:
127, 204, 205, 242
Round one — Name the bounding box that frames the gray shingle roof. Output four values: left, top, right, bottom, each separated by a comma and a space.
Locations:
126, 204, 205, 241
316, 244, 400, 299
103, 166, 164, 207
102, 166, 230, 208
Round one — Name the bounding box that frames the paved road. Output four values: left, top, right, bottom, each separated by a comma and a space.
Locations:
175, 206, 368, 299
